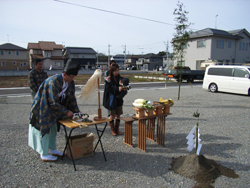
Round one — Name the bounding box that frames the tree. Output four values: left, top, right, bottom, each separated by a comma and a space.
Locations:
171, 1, 192, 100
98, 54, 108, 62
157, 51, 166, 56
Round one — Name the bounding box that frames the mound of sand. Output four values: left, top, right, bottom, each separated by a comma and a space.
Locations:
170, 153, 238, 188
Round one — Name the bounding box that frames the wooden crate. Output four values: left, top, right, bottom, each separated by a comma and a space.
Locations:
162, 104, 173, 113
144, 109, 154, 117
153, 105, 163, 115
133, 107, 145, 118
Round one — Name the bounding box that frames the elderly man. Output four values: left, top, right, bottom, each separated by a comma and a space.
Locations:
28, 59, 82, 162
28, 58, 48, 99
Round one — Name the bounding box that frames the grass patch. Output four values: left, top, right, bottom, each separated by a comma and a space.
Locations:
0, 72, 166, 88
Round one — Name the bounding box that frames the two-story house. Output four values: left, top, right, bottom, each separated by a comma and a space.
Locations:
0, 43, 29, 70
136, 53, 163, 70
112, 54, 126, 67
125, 55, 140, 69
62, 47, 97, 70
27, 41, 64, 70
177, 28, 250, 70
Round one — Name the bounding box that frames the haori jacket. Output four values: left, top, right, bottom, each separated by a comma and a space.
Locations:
29, 74, 80, 137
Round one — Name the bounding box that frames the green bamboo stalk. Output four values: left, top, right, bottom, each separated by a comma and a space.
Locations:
195, 122, 198, 153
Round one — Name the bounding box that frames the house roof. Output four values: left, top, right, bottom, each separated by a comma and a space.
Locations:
63, 47, 97, 54
126, 55, 141, 59
189, 28, 242, 39
30, 54, 44, 59
143, 53, 162, 59
0, 43, 27, 50
228, 28, 250, 38
27, 41, 64, 50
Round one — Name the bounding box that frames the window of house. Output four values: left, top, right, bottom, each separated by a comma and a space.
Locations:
228, 41, 231, 48
20, 63, 23, 67
51, 51, 53, 56
242, 43, 245, 51
1, 61, 6, 67
15, 51, 19, 55
0, 50, 4, 55
36, 50, 39, 53
197, 40, 206, 48
54, 62, 57, 66
12, 61, 16, 65
239, 42, 241, 50
58, 62, 61, 67
46, 52, 49, 57
216, 40, 225, 49
23, 62, 27, 66
246, 43, 248, 51
8, 51, 12, 55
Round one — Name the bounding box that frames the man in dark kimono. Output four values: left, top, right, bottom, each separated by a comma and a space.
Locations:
28, 59, 82, 162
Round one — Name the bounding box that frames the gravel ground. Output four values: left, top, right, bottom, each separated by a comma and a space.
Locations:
0, 85, 249, 188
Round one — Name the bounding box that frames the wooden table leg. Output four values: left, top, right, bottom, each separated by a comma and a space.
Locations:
124, 121, 133, 147
146, 118, 155, 141
156, 116, 165, 146
138, 119, 147, 152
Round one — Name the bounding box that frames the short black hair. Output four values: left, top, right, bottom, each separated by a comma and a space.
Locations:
110, 60, 116, 65
35, 58, 43, 65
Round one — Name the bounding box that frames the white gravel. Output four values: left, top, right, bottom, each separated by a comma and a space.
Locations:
0, 85, 249, 188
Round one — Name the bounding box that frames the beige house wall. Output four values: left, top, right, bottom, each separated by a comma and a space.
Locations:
184, 38, 212, 70
181, 32, 250, 70
0, 50, 29, 70
234, 33, 250, 64
43, 59, 64, 70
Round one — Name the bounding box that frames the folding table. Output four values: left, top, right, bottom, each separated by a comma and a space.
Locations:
58, 115, 110, 171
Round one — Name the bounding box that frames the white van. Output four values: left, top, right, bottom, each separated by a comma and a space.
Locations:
202, 65, 250, 95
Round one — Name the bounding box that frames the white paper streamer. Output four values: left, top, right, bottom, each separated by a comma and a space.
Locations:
186, 125, 202, 155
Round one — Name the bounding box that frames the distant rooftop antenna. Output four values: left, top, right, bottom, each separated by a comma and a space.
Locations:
215, 14, 218, 29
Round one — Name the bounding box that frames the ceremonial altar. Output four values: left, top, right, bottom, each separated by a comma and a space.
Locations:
59, 115, 110, 171
121, 103, 172, 152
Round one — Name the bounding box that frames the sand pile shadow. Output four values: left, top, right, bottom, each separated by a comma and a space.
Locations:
170, 153, 239, 188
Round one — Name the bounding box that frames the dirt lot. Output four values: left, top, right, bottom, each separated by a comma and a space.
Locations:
0, 72, 166, 88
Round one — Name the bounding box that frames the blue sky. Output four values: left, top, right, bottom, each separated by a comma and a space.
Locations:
0, 0, 249, 55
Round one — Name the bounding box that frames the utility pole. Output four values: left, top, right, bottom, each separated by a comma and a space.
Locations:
164, 41, 169, 68
166, 41, 169, 68
122, 44, 126, 69
96, 51, 99, 67
108, 44, 111, 66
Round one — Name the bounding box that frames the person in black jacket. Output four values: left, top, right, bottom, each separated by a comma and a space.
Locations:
103, 64, 127, 136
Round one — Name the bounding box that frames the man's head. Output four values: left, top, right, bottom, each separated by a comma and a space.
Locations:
110, 60, 116, 66
63, 59, 80, 82
34, 59, 43, 72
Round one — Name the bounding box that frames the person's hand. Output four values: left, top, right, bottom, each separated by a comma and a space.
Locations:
119, 86, 123, 92
106, 76, 110, 82
67, 111, 74, 118
79, 112, 83, 118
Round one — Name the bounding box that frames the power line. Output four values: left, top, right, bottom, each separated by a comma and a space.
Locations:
54, 0, 175, 26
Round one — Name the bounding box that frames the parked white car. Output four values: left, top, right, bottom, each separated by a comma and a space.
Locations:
202, 65, 250, 95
